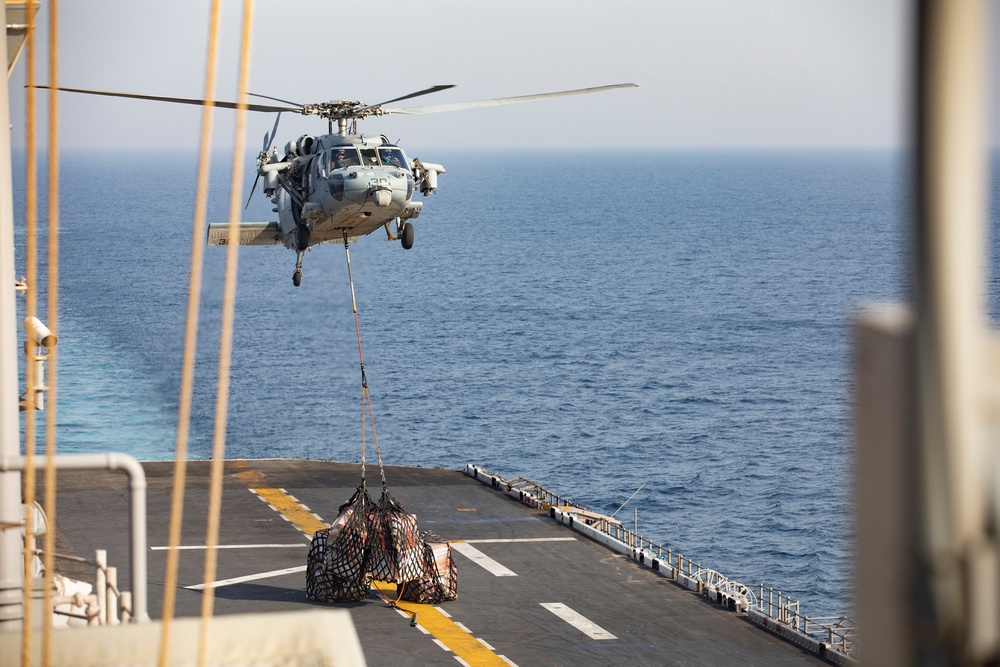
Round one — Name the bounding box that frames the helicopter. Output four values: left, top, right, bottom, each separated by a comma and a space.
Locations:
35, 82, 637, 285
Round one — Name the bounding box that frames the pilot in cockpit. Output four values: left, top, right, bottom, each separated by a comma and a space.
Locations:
380, 150, 403, 168
333, 150, 349, 169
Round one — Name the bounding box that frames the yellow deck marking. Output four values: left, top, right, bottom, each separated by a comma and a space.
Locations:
373, 583, 509, 667
233, 463, 508, 666
234, 467, 326, 536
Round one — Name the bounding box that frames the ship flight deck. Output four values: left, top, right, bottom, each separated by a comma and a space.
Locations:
42, 459, 829, 666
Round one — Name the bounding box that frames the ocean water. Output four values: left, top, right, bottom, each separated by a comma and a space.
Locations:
13, 149, 924, 619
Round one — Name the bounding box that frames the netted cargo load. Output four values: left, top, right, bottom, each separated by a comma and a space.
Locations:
365, 489, 425, 584
400, 530, 458, 604
306, 485, 373, 602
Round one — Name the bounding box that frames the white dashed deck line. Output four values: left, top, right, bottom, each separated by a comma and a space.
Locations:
150, 543, 306, 551
462, 537, 576, 544
540, 602, 617, 640
454, 621, 472, 634
185, 565, 307, 590
450, 542, 517, 577
432, 638, 451, 652
477, 637, 495, 650
498, 655, 519, 667
435, 606, 452, 618
454, 656, 472, 667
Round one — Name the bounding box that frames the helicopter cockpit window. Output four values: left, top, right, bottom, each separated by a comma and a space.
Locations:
330, 148, 361, 170
378, 148, 407, 169
360, 148, 379, 166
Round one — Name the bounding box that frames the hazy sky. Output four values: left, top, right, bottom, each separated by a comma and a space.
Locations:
6, 1, 997, 152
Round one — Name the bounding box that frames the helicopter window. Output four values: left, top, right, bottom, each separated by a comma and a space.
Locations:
378, 148, 407, 169
329, 148, 361, 170
360, 148, 380, 166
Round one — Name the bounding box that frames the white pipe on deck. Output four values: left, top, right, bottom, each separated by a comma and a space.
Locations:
0, 453, 149, 624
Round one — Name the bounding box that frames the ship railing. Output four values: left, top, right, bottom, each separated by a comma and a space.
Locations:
506, 476, 579, 511
466, 465, 860, 662
801, 615, 858, 656
758, 584, 802, 629
32, 547, 132, 625
0, 453, 149, 623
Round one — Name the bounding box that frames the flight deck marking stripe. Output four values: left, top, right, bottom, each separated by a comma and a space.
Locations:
462, 538, 576, 544
234, 469, 327, 537
450, 543, 517, 577
151, 543, 306, 551
374, 583, 511, 667
540, 603, 617, 640
185, 565, 307, 590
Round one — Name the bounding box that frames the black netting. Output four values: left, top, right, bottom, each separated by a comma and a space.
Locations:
400, 530, 458, 604
305, 485, 460, 602
306, 485, 373, 602
365, 489, 425, 584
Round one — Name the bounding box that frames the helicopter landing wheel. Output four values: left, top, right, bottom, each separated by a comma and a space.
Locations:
400, 222, 414, 250
293, 249, 304, 286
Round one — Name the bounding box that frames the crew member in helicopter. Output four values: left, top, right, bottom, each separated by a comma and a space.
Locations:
333, 149, 351, 169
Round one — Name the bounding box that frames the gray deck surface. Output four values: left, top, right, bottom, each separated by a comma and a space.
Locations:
44, 459, 828, 666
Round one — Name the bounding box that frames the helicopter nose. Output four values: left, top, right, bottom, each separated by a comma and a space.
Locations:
371, 180, 393, 207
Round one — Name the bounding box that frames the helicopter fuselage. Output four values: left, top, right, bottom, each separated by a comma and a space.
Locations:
265, 133, 438, 250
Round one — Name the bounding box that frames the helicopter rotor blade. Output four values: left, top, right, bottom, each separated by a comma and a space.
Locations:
249, 92, 305, 108
264, 112, 282, 151
385, 83, 638, 115
245, 173, 261, 210
365, 84, 455, 110
30, 85, 300, 114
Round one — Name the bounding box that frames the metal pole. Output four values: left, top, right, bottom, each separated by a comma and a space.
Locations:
0, 1, 26, 632
913, 0, 990, 660
609, 482, 645, 519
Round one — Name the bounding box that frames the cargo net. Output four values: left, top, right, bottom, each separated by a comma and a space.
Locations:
400, 530, 459, 604
306, 485, 373, 603
306, 485, 453, 602
366, 488, 426, 584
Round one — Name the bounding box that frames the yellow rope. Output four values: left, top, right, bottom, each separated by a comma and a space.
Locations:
157, 1, 223, 664
41, 2, 61, 665
20, 4, 38, 664
197, 2, 254, 665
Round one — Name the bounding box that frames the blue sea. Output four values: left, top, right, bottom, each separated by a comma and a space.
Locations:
17, 148, 978, 620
